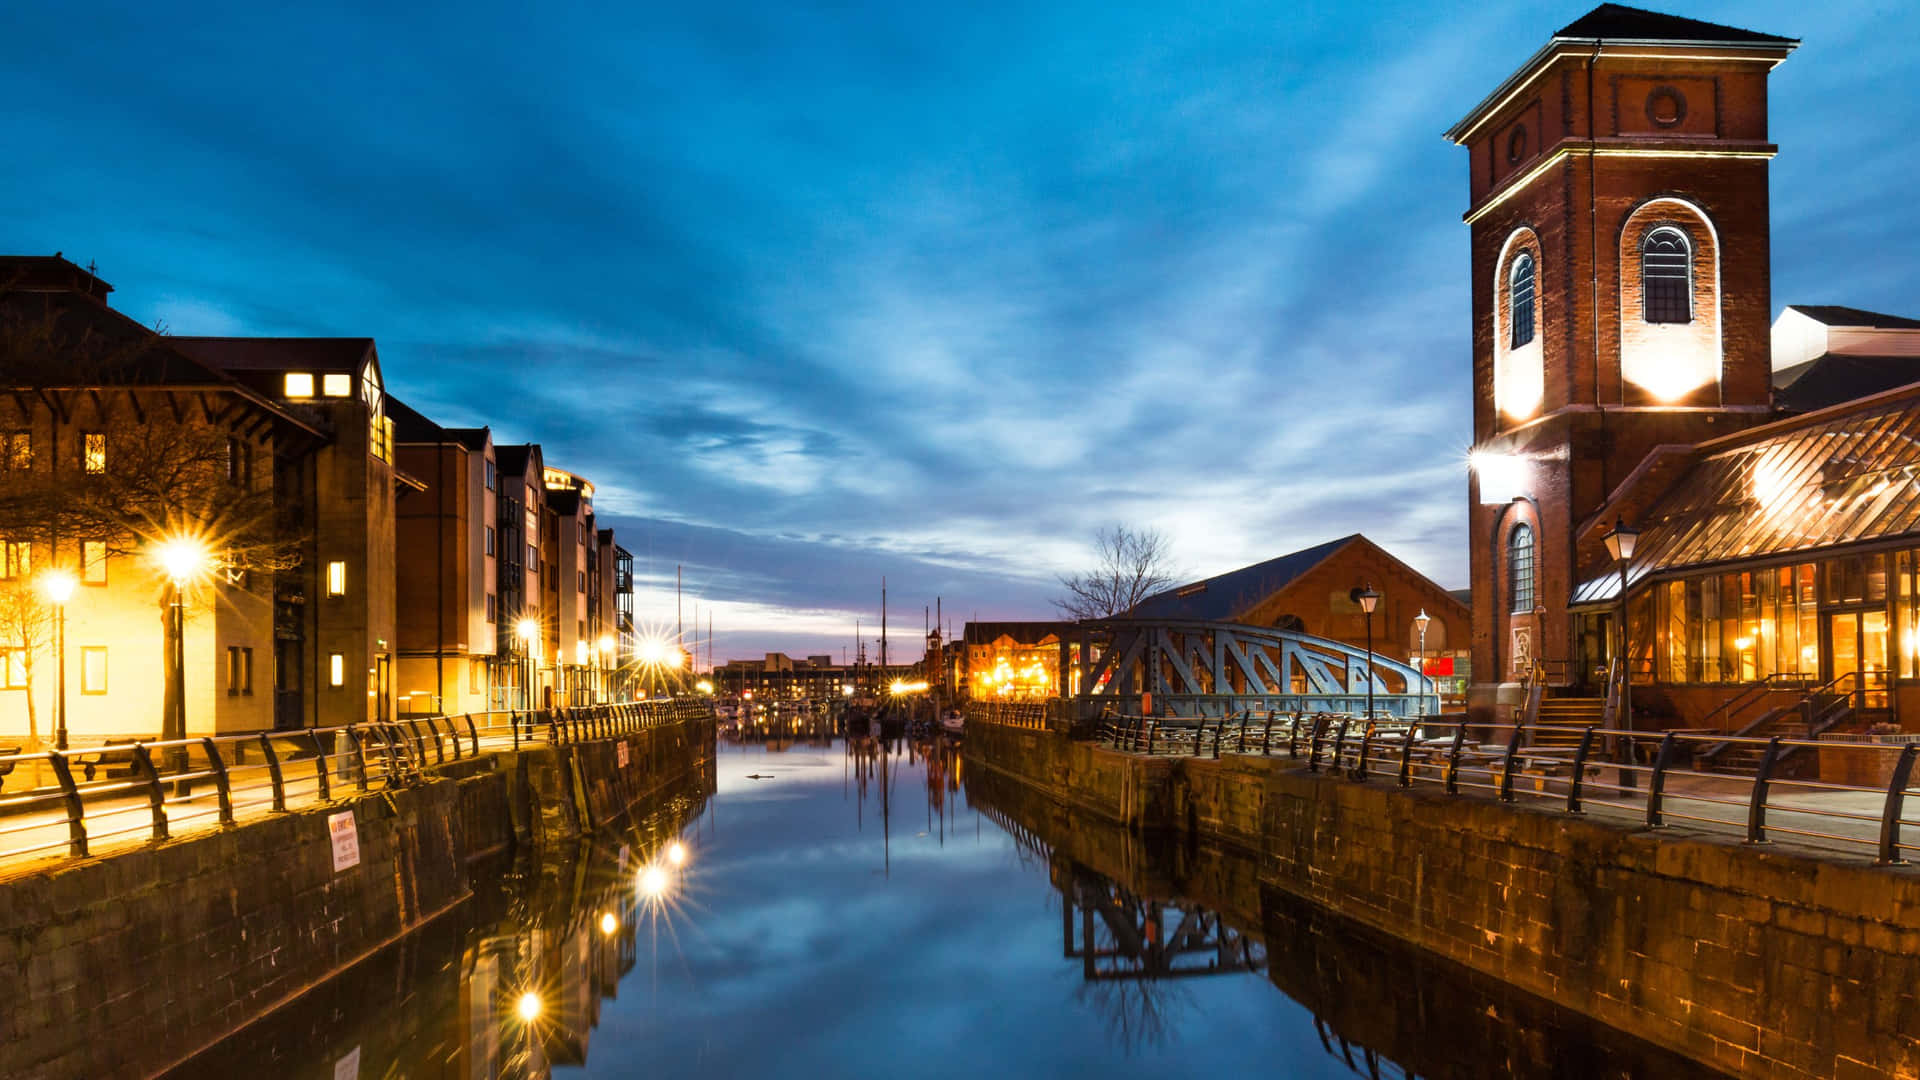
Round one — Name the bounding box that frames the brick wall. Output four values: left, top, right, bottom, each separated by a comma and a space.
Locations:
965, 726, 1920, 1079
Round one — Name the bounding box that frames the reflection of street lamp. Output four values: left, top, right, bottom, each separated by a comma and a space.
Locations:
1413, 607, 1431, 716
152, 538, 209, 745
1604, 517, 1640, 787
1350, 584, 1380, 720
40, 570, 75, 751
516, 618, 539, 710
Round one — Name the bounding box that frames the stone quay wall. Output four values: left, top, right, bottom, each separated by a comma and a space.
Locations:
0, 714, 715, 1080
965, 720, 1920, 1080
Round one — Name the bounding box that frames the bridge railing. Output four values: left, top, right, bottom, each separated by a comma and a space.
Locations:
0, 698, 716, 869
1097, 711, 1920, 866
964, 701, 1052, 731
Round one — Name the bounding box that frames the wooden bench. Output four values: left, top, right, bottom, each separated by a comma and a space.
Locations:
0, 745, 20, 792
73, 739, 137, 782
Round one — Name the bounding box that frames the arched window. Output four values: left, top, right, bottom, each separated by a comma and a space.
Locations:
1509, 253, 1536, 348
1641, 226, 1692, 324
1508, 524, 1535, 613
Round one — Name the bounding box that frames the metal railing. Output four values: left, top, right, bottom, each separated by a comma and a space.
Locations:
0, 698, 715, 867
1097, 711, 1920, 867
965, 702, 1052, 731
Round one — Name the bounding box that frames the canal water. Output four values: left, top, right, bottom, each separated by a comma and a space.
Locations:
174, 736, 1721, 1078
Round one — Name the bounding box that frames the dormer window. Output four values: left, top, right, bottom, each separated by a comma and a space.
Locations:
1642, 226, 1693, 324
322, 373, 352, 397
284, 373, 315, 398
1510, 254, 1536, 348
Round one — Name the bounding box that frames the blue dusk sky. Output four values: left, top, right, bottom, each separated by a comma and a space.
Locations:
5, 2, 1917, 659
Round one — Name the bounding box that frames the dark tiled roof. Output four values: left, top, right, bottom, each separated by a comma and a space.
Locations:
1128, 535, 1359, 622
962, 621, 1073, 647
173, 336, 374, 373
0, 255, 113, 298
1555, 4, 1794, 45
1773, 355, 1920, 413
444, 426, 491, 452
494, 444, 535, 475
545, 487, 582, 515
1786, 305, 1920, 330
1, 285, 236, 386
386, 396, 444, 443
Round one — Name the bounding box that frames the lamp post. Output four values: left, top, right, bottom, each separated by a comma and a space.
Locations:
1413, 607, 1431, 716
41, 570, 75, 751
516, 618, 539, 712
1604, 517, 1641, 787
1350, 584, 1380, 720
153, 540, 208, 745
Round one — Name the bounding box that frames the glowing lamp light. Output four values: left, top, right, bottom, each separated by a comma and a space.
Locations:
1469, 450, 1528, 505
841, 684, 854, 697
1734, 636, 1755, 651
40, 569, 76, 605
598, 634, 616, 655
666, 841, 688, 867
599, 911, 619, 936
517, 992, 543, 1022
515, 618, 539, 643
639, 864, 670, 898
153, 537, 211, 584
696, 679, 714, 694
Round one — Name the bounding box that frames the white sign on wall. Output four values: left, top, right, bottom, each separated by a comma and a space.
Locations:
328, 811, 361, 873
333, 1046, 361, 1080
617, 741, 631, 768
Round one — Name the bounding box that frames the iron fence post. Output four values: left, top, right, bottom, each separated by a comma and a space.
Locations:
1263, 714, 1275, 755
1330, 719, 1351, 775
1353, 722, 1374, 781
47, 752, 88, 858
202, 738, 235, 826
467, 713, 480, 756
1875, 744, 1919, 865
1499, 718, 1525, 802
259, 733, 287, 812
1567, 726, 1597, 814
1144, 719, 1158, 755
1308, 717, 1326, 772
347, 727, 370, 792
1398, 727, 1415, 788
132, 743, 170, 840
1289, 714, 1303, 759
309, 731, 331, 801
1646, 731, 1677, 827
1748, 736, 1782, 843
1445, 723, 1466, 795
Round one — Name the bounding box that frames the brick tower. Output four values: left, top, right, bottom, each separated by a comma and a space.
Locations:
1447, 5, 1796, 714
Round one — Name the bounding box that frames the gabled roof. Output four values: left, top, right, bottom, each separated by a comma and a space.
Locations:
1128, 535, 1359, 622
386, 396, 445, 444
444, 426, 491, 453
1773, 355, 1920, 414
961, 621, 1072, 647
1554, 4, 1795, 45
173, 336, 375, 373
494, 443, 541, 477
1785, 305, 1920, 331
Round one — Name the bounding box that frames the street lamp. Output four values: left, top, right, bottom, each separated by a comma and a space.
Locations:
1413, 607, 1431, 717
40, 570, 75, 751
1350, 584, 1380, 720
151, 537, 209, 747
1604, 517, 1641, 787
516, 618, 539, 711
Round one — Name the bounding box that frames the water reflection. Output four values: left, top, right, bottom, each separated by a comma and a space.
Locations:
166, 767, 712, 1080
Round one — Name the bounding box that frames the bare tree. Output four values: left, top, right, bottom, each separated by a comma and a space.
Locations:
0, 582, 53, 747
1054, 526, 1177, 621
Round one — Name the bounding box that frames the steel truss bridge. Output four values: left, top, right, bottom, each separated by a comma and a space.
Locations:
1059, 619, 1436, 721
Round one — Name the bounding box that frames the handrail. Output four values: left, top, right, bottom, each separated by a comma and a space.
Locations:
1095, 711, 1920, 867
1699, 671, 1861, 765
0, 698, 715, 869
1697, 672, 1816, 733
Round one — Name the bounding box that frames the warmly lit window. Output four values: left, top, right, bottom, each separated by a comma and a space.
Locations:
1509, 253, 1536, 348
329, 653, 346, 687
226, 437, 252, 486
81, 646, 107, 694
0, 647, 26, 690
576, 641, 588, 665
1642, 226, 1692, 324
82, 541, 106, 585
226, 646, 256, 695
284, 372, 315, 398
1507, 524, 1535, 613
0, 540, 28, 580
83, 432, 106, 474
2, 431, 30, 470
322, 372, 352, 397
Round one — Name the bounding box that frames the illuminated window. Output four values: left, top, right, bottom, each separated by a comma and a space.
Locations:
1508, 524, 1535, 613
329, 653, 346, 687
0, 540, 28, 580
1, 431, 30, 470
322, 372, 352, 397
83, 432, 106, 474
82, 541, 106, 584
326, 560, 347, 596
81, 647, 107, 694
1509, 254, 1536, 348
226, 646, 254, 695
0, 648, 26, 689
226, 437, 252, 486
1642, 226, 1692, 324
284, 372, 315, 398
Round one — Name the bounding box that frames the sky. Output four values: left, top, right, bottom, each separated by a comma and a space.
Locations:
5, 1, 1918, 661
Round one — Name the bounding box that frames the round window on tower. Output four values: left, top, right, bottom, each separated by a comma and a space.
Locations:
1645, 86, 1687, 129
